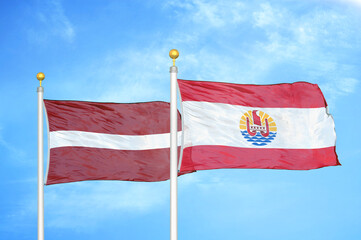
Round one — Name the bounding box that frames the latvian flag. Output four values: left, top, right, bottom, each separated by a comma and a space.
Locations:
44, 100, 182, 185
177, 79, 340, 172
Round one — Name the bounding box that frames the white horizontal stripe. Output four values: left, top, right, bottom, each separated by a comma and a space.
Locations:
182, 101, 336, 149
50, 131, 182, 150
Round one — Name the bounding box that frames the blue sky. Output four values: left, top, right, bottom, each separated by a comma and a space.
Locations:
1, 0, 361, 239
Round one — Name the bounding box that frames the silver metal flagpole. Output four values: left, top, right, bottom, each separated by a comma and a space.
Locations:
37, 72, 45, 240
169, 49, 179, 240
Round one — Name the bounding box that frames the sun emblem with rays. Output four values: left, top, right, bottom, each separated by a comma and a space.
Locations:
239, 110, 277, 146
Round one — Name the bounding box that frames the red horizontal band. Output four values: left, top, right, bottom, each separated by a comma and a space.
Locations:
179, 146, 340, 172
44, 100, 181, 134
46, 146, 191, 185
178, 79, 327, 108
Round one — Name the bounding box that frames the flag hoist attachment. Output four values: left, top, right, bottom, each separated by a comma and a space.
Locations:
37, 72, 45, 240
169, 49, 179, 240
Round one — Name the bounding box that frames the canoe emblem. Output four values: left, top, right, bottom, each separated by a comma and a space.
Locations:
239, 110, 277, 146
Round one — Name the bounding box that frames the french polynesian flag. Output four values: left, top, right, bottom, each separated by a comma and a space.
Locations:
177, 79, 340, 172
44, 100, 184, 185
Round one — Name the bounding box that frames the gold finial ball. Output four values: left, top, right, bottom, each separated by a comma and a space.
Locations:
36, 72, 45, 81
169, 49, 179, 60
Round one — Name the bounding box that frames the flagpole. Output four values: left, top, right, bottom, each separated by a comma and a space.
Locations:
169, 49, 179, 240
37, 72, 45, 240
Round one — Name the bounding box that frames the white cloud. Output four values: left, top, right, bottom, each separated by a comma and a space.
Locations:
43, 45, 176, 103
43, 181, 168, 229
338, 78, 359, 93
61, 0, 359, 104
165, 0, 246, 28
248, 3, 361, 105
4, 180, 168, 231
0, 127, 26, 161
179, 170, 294, 221
92, 48, 172, 103
253, 2, 284, 28
29, 0, 75, 43
320, 77, 359, 108
332, 0, 361, 7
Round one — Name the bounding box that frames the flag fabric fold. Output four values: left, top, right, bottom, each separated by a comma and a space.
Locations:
44, 100, 182, 185
177, 79, 340, 172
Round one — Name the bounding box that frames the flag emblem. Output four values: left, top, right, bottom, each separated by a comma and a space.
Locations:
240, 110, 277, 146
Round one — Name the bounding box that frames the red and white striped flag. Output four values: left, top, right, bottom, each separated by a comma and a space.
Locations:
177, 79, 340, 172
44, 100, 183, 185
